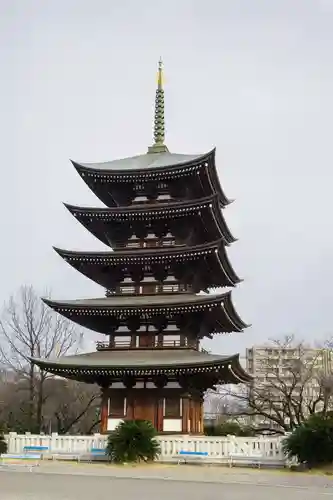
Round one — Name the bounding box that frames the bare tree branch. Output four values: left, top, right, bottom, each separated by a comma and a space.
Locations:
0, 285, 84, 432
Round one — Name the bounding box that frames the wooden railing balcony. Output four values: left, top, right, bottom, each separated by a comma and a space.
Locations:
96, 339, 197, 351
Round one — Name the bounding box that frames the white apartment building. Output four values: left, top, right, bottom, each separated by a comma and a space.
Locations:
245, 345, 333, 429
246, 345, 333, 380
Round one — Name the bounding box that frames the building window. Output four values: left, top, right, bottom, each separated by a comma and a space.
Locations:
109, 394, 126, 417
163, 396, 181, 418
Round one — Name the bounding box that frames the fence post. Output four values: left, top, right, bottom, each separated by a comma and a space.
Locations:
50, 433, 59, 452
7, 432, 18, 453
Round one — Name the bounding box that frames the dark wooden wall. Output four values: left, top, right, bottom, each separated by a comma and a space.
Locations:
100, 387, 204, 435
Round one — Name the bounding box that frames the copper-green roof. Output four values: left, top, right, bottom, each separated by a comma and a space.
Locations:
72, 148, 231, 207
34, 349, 231, 368
43, 291, 231, 310
73, 151, 207, 172
31, 349, 251, 384
42, 292, 249, 335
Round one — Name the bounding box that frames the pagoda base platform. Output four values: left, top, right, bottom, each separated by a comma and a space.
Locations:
100, 387, 204, 435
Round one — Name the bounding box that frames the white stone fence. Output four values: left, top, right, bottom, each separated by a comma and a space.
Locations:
4, 432, 287, 465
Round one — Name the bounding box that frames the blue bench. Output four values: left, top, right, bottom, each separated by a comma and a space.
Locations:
91, 448, 106, 454
88, 448, 108, 462
1, 446, 48, 463
23, 446, 49, 456
1, 453, 42, 460
0, 453, 42, 471
176, 450, 209, 464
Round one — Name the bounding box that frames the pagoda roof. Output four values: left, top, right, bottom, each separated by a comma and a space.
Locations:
72, 151, 208, 173
53, 240, 241, 288
43, 290, 229, 312
31, 349, 251, 384
42, 291, 249, 333
72, 148, 231, 207
65, 195, 236, 247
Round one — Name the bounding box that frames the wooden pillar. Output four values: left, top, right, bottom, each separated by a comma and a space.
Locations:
196, 399, 201, 434
126, 390, 134, 420
182, 395, 190, 433
197, 398, 203, 434
190, 397, 204, 435
196, 399, 200, 433
100, 388, 109, 433
189, 398, 193, 434
156, 393, 164, 433
157, 332, 163, 347
193, 399, 198, 434
189, 397, 201, 435
130, 333, 136, 348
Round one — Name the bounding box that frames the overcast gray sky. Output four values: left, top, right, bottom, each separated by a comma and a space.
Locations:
1, 0, 333, 356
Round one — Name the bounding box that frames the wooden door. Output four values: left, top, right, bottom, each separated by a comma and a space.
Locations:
138, 334, 154, 347
133, 393, 156, 428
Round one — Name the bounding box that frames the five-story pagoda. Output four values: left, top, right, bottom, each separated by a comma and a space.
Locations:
32, 60, 251, 434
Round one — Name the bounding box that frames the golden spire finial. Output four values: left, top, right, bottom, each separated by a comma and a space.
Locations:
157, 57, 163, 89
147, 58, 169, 154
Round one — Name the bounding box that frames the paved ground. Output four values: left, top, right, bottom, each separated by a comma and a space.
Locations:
0, 462, 332, 499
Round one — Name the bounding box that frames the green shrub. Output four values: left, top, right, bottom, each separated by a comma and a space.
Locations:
204, 421, 255, 437
283, 414, 333, 467
107, 420, 161, 463
0, 430, 7, 456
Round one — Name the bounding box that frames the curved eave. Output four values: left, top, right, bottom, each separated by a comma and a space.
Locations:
30, 353, 251, 384
206, 149, 232, 207
227, 354, 253, 383
222, 293, 250, 331
210, 199, 236, 245
216, 245, 242, 286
